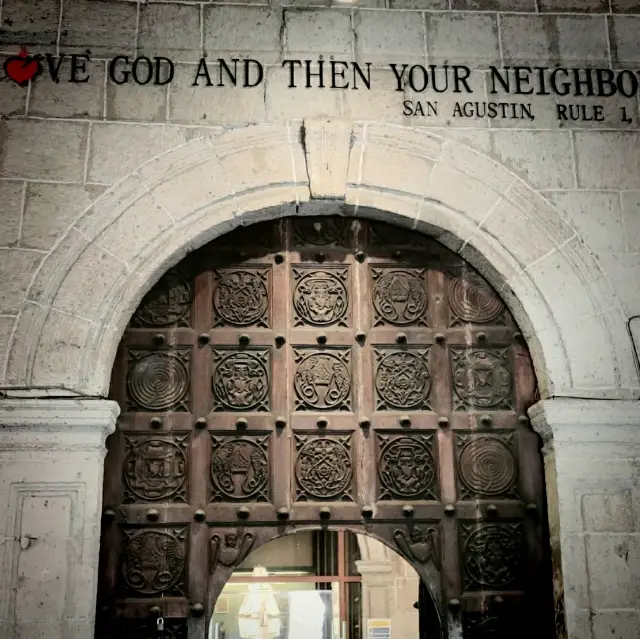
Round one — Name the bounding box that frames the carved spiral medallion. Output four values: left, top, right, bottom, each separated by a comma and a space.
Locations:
211, 438, 268, 500
379, 437, 434, 498
294, 352, 351, 410
122, 530, 185, 595
212, 352, 269, 411
452, 350, 511, 409
375, 351, 431, 410
133, 270, 191, 327
292, 217, 348, 246
295, 437, 352, 499
293, 269, 348, 326
127, 352, 189, 412
449, 272, 504, 324
459, 435, 516, 497
124, 439, 187, 501
464, 525, 521, 588
372, 269, 427, 325
213, 270, 268, 327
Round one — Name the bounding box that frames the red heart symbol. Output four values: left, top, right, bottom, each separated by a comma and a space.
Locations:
4, 53, 42, 87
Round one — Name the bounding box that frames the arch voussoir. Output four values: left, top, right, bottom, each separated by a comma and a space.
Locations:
1, 119, 631, 400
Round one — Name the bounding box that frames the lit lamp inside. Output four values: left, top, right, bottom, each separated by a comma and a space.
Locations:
237, 566, 281, 639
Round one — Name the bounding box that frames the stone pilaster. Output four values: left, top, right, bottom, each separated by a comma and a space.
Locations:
0, 398, 119, 639
529, 398, 640, 639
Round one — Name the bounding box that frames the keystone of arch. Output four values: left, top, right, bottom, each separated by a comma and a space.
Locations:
3, 119, 635, 400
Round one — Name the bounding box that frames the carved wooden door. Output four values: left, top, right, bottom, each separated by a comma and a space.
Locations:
98, 217, 554, 639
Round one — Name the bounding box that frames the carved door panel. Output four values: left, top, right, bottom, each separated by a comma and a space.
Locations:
98, 216, 554, 639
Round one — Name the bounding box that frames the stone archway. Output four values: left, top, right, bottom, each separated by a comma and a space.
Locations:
2, 120, 635, 403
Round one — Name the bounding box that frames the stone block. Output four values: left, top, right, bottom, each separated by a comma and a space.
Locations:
425, 163, 502, 226
30, 309, 91, 388
560, 534, 589, 610
390, 0, 447, 8
303, 118, 350, 198
3, 302, 44, 386
95, 193, 174, 265
451, 0, 535, 8
0, 120, 89, 182
586, 533, 639, 608
582, 492, 635, 532
620, 191, 640, 251
342, 68, 404, 124
0, 250, 44, 315
591, 611, 640, 639
138, 3, 202, 63
169, 63, 265, 125
213, 125, 307, 193
284, 9, 353, 59
597, 252, 640, 315
144, 155, 231, 222
22, 183, 103, 252
609, 16, 640, 66
440, 129, 493, 154
53, 243, 127, 321
0, 315, 16, 367
0, 56, 28, 115
0, 180, 24, 247
500, 15, 609, 66
546, 191, 626, 253
575, 132, 640, 190
426, 14, 499, 69
354, 10, 426, 65
612, 0, 640, 12
265, 64, 342, 121
28, 57, 104, 119
346, 185, 423, 223
0, 0, 59, 51
490, 130, 575, 189
87, 123, 192, 184
204, 6, 283, 64
538, 0, 608, 10
106, 60, 167, 123
60, 0, 137, 58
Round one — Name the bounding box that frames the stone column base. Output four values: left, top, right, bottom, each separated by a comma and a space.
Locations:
530, 398, 640, 639
0, 398, 119, 639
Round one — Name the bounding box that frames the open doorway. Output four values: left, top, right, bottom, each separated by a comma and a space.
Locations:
209, 530, 421, 639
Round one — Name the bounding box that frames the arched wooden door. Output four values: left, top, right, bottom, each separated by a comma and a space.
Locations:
97, 216, 555, 639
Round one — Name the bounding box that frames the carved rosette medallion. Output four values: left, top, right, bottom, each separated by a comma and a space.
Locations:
294, 350, 351, 411
372, 268, 427, 326
451, 349, 512, 410
120, 528, 186, 596
123, 436, 188, 503
213, 269, 269, 327
458, 433, 517, 499
293, 267, 348, 327
374, 349, 431, 411
292, 217, 348, 246
295, 435, 353, 500
212, 350, 270, 411
448, 271, 504, 325
211, 435, 269, 502
127, 350, 190, 412
132, 269, 192, 328
378, 434, 436, 500
462, 524, 523, 590
463, 613, 514, 639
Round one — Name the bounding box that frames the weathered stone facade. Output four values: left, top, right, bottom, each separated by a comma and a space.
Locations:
0, 1, 639, 638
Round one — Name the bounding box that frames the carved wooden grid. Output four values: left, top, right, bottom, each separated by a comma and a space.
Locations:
98, 217, 554, 638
